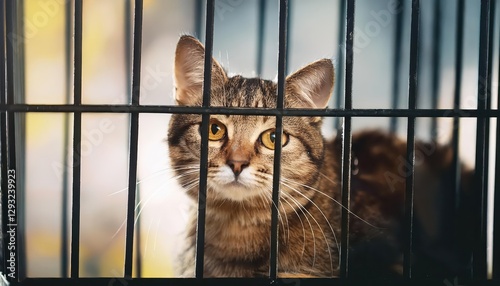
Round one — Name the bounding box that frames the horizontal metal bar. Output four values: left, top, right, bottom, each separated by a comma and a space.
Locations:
0, 104, 497, 118
17, 277, 500, 286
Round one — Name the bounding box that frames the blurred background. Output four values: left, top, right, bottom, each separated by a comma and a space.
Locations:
13, 0, 499, 278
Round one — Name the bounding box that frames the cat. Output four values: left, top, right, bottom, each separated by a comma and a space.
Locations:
167, 35, 473, 278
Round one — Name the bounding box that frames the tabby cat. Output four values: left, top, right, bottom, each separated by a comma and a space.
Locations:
167, 35, 472, 278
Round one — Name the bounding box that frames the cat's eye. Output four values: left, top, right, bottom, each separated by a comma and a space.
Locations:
260, 129, 289, 150
208, 119, 227, 141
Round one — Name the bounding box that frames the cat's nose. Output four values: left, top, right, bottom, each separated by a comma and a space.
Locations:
227, 160, 250, 176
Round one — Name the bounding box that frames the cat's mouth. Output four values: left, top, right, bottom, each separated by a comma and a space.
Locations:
209, 166, 264, 201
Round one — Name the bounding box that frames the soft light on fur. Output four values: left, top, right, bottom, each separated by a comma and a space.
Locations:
167, 35, 472, 278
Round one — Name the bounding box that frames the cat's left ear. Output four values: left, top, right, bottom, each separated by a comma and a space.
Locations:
285, 58, 334, 109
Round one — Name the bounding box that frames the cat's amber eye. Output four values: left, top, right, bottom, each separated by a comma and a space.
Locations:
260, 129, 289, 150
208, 119, 227, 141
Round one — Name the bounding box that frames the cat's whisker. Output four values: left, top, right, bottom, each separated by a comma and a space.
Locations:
278, 192, 307, 262
283, 176, 383, 230
106, 168, 167, 197
280, 182, 336, 276
264, 188, 291, 243
267, 194, 287, 239
107, 166, 198, 197
259, 190, 290, 246
278, 190, 318, 273
143, 217, 155, 260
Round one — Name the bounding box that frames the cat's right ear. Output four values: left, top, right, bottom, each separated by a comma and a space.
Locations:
174, 35, 227, 106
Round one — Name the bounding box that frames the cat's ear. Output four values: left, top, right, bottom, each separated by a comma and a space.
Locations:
174, 35, 227, 106
285, 58, 334, 109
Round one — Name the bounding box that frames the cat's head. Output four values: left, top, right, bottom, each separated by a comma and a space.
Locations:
168, 35, 334, 206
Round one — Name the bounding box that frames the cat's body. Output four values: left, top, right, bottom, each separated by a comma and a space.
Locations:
168, 36, 472, 278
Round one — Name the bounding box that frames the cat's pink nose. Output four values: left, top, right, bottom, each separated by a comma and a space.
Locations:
227, 160, 250, 176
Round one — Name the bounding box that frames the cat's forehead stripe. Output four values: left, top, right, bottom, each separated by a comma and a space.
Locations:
221, 76, 276, 108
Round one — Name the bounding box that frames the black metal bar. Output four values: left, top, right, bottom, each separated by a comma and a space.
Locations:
61, 0, 73, 278
2, 104, 498, 118
0, 0, 9, 277
124, 0, 143, 278
195, 0, 215, 278
269, 0, 288, 279
4, 0, 19, 282
339, 0, 354, 279
123, 0, 142, 278
472, 0, 490, 280
70, 0, 83, 278
430, 0, 441, 140
403, 0, 420, 278
284, 0, 291, 76
13, 0, 26, 278
256, 0, 266, 77
389, 0, 404, 134
17, 277, 500, 286
334, 0, 346, 130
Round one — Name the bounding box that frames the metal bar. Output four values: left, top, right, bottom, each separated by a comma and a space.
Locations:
0, 0, 9, 277
339, 0, 354, 279
389, 0, 404, 134
4, 0, 19, 282
472, 0, 491, 280
124, 0, 143, 278
269, 0, 288, 279
430, 0, 441, 140
70, 0, 83, 278
334, 0, 346, 130
403, 0, 420, 278
123, 0, 142, 278
256, 0, 266, 77
13, 0, 26, 278
2, 105, 498, 118
194, 0, 215, 278
61, 0, 73, 278
284, 0, 291, 76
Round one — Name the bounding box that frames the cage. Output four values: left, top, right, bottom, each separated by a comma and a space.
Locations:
0, 0, 499, 285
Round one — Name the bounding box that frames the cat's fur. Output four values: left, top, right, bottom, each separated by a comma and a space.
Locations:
167, 35, 472, 278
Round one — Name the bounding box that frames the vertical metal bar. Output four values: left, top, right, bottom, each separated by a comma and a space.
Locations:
124, 0, 143, 278
256, 0, 266, 77
70, 0, 83, 278
430, 0, 442, 140
390, 0, 404, 134
11, 0, 27, 280
284, 0, 291, 76
403, 0, 420, 278
269, 0, 287, 279
334, 0, 346, 130
126, 0, 142, 277
472, 0, 491, 280
195, 0, 215, 278
451, 0, 465, 213
4, 0, 19, 282
124, 0, 142, 278
0, 0, 9, 278
61, 0, 73, 278
339, 0, 354, 279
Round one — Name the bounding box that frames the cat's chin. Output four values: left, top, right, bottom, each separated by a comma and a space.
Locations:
210, 182, 263, 202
